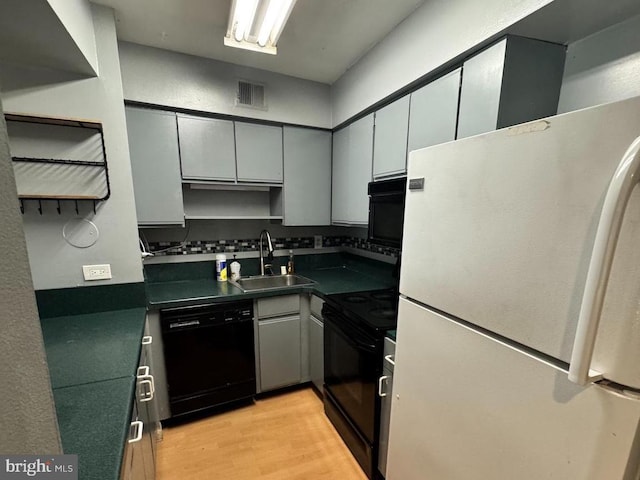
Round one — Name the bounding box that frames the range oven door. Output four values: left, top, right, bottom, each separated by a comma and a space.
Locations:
323, 305, 381, 444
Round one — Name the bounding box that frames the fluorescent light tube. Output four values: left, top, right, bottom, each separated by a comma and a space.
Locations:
226, 0, 296, 54
231, 0, 259, 42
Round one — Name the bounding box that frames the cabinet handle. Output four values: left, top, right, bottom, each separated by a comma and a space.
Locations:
137, 366, 149, 377
142, 335, 153, 345
378, 375, 390, 397
138, 376, 155, 402
384, 354, 395, 366
128, 421, 143, 443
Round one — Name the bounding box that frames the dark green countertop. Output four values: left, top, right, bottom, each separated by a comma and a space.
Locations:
145, 252, 397, 309
53, 377, 135, 480
387, 329, 397, 341
41, 308, 147, 389
40, 307, 147, 480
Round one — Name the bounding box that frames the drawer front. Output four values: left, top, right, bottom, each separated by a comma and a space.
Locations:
257, 294, 300, 318
310, 295, 324, 319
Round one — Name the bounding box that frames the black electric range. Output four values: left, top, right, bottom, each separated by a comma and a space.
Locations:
322, 288, 398, 479
324, 288, 399, 332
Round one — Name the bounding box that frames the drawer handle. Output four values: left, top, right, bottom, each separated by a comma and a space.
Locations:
129, 421, 143, 443
137, 366, 149, 378
138, 376, 155, 402
142, 335, 153, 345
384, 354, 395, 366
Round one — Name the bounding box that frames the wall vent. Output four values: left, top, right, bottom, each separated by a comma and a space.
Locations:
236, 81, 267, 110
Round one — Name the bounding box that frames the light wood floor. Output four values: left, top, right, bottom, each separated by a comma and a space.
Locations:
156, 387, 368, 480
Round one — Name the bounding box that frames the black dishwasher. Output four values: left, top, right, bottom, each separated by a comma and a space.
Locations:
160, 300, 255, 417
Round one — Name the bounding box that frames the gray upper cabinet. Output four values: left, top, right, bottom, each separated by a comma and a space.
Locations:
373, 95, 410, 179
458, 36, 565, 139
283, 127, 331, 226
235, 122, 283, 183
331, 126, 350, 225
177, 115, 236, 182
332, 113, 374, 225
408, 68, 461, 153
126, 107, 184, 227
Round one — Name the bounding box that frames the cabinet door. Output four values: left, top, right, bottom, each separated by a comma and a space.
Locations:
235, 122, 283, 183
331, 126, 350, 224
259, 315, 301, 391
347, 114, 374, 224
283, 127, 331, 226
457, 39, 507, 139
408, 68, 461, 153
178, 115, 236, 181
332, 114, 374, 225
373, 96, 410, 179
126, 107, 184, 226
309, 315, 324, 392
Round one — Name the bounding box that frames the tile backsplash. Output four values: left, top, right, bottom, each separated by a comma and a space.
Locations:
146, 236, 399, 258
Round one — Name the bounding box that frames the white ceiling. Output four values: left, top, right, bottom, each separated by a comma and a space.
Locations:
90, 0, 426, 85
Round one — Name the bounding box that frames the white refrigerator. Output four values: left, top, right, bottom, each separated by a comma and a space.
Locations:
388, 96, 640, 479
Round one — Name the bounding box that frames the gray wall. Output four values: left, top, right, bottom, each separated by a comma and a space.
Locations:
0, 97, 61, 454
558, 13, 640, 113
330, 0, 553, 126
118, 42, 332, 129
1, 5, 144, 290
47, 0, 97, 73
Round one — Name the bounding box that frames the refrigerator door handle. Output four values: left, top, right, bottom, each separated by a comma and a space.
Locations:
569, 136, 640, 386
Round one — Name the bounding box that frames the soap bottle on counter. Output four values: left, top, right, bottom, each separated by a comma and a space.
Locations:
287, 250, 295, 274
230, 255, 241, 281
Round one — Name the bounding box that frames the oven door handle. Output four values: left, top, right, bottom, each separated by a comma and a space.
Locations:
324, 313, 377, 352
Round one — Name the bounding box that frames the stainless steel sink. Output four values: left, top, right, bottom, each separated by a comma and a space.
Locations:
229, 274, 316, 293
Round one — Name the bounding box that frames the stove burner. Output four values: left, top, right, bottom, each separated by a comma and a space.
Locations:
344, 295, 368, 304
371, 291, 395, 301
369, 308, 396, 319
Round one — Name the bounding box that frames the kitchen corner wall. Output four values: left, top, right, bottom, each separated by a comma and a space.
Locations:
1, 5, 143, 290
118, 42, 332, 128
0, 98, 61, 453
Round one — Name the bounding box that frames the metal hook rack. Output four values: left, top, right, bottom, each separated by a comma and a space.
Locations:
7, 112, 111, 213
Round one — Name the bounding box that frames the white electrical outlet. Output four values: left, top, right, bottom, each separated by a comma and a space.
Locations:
314, 235, 323, 249
82, 264, 112, 281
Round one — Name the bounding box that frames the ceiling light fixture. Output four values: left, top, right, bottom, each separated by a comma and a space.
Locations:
225, 0, 296, 55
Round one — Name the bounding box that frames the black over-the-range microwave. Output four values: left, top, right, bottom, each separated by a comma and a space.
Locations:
367, 177, 407, 249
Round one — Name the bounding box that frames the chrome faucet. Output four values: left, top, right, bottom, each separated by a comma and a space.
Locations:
259, 229, 274, 275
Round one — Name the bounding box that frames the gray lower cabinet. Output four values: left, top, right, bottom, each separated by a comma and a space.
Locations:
408, 68, 461, 153
373, 95, 410, 179
282, 126, 332, 226
331, 113, 374, 225
258, 315, 302, 391
308, 314, 324, 392
235, 122, 283, 183
125, 107, 184, 227
121, 402, 145, 480
457, 35, 565, 139
122, 332, 159, 480
177, 114, 236, 181
378, 337, 396, 478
